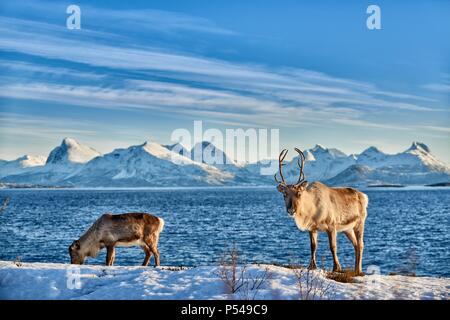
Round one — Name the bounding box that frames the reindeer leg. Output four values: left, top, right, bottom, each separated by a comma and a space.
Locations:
308, 231, 318, 270
111, 249, 116, 265
354, 223, 365, 276
344, 229, 358, 274
150, 245, 160, 267
141, 245, 152, 266
327, 229, 342, 272
106, 245, 116, 266
144, 234, 161, 267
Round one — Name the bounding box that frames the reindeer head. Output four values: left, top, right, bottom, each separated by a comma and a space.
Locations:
275, 148, 308, 217
69, 240, 85, 265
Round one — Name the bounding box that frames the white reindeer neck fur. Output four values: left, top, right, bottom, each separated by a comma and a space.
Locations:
293, 187, 317, 231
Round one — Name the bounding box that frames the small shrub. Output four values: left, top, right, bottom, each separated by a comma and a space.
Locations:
14, 256, 22, 267
218, 245, 272, 300
291, 265, 335, 300
218, 245, 245, 294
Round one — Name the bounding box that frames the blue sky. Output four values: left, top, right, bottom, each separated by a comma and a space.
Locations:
0, 0, 449, 162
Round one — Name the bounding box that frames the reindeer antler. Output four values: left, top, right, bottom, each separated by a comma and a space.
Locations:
294, 148, 306, 185
274, 149, 288, 184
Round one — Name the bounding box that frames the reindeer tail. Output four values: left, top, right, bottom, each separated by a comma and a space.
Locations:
359, 192, 369, 217
157, 217, 165, 234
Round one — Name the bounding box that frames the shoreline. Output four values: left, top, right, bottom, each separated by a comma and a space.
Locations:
1, 185, 450, 191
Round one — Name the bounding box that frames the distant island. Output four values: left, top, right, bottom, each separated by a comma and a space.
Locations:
426, 182, 450, 187
367, 184, 405, 188
0, 183, 70, 189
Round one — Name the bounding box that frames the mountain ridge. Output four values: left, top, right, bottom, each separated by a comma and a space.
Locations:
1, 138, 448, 187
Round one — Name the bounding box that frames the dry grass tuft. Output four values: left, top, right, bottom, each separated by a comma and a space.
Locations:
388, 271, 416, 277
326, 269, 358, 283
14, 256, 22, 267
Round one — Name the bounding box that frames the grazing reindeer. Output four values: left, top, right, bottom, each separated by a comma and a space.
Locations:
69, 212, 164, 266
275, 148, 368, 275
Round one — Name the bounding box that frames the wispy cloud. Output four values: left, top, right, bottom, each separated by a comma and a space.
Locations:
0, 81, 355, 126
0, 15, 441, 131
89, 8, 237, 36
416, 125, 450, 133
0, 1, 236, 37
332, 118, 412, 131
422, 83, 450, 93
0, 61, 105, 81
0, 112, 99, 139
421, 73, 450, 93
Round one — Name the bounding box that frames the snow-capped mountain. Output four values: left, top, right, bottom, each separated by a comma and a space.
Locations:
1, 138, 101, 184
388, 142, 449, 172
1, 139, 448, 187
190, 141, 239, 166
272, 142, 450, 187
325, 165, 375, 186
326, 142, 450, 186
0, 155, 46, 178
63, 140, 233, 187
167, 141, 268, 184
356, 146, 386, 165
45, 137, 101, 168
355, 142, 448, 171
163, 143, 191, 159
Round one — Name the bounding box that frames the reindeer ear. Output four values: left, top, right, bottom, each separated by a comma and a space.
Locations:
71, 240, 80, 250
295, 181, 308, 193
298, 181, 308, 191
277, 184, 285, 193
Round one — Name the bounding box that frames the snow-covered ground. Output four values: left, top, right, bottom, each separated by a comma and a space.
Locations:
0, 261, 448, 300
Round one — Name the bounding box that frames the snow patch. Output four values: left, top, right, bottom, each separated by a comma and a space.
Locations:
0, 261, 448, 300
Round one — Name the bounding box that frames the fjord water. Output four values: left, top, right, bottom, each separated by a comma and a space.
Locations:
0, 187, 448, 277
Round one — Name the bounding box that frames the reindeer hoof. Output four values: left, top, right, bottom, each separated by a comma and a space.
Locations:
307, 263, 317, 270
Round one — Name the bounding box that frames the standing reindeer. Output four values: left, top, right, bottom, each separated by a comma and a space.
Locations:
69, 212, 164, 266
275, 148, 368, 275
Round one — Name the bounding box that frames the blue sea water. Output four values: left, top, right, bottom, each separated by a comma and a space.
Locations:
0, 187, 448, 277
